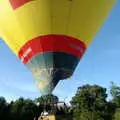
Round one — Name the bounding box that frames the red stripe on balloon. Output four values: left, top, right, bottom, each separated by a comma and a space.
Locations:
9, 0, 31, 9
18, 35, 86, 64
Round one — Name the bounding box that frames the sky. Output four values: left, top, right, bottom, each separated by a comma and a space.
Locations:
0, 1, 120, 103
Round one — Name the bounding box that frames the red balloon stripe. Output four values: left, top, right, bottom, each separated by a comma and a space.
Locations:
18, 34, 86, 64
9, 0, 31, 9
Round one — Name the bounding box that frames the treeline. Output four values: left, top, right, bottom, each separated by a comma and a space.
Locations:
0, 94, 68, 120
0, 97, 41, 120
70, 82, 117, 120
0, 82, 120, 120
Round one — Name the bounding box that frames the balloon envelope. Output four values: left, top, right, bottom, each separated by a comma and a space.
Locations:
0, 0, 116, 95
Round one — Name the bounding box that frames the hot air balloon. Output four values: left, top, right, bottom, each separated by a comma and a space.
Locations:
0, 0, 116, 95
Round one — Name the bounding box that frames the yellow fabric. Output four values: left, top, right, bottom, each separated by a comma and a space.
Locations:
0, 0, 116, 56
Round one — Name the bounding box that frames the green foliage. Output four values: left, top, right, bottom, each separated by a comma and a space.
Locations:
103, 101, 116, 120
10, 97, 38, 120
0, 97, 8, 120
113, 108, 120, 120
110, 82, 120, 120
71, 84, 108, 120
110, 82, 120, 107
1, 83, 120, 120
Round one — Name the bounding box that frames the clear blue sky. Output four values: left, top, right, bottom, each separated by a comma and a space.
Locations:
0, 1, 120, 103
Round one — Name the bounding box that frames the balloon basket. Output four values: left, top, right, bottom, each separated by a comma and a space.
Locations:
38, 101, 72, 120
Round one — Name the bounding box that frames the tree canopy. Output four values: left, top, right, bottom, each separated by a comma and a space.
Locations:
71, 84, 108, 120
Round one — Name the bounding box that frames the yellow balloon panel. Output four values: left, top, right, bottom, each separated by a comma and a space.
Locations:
14, 0, 52, 42
0, 0, 26, 55
51, 0, 115, 45
0, 0, 116, 56
67, 0, 115, 45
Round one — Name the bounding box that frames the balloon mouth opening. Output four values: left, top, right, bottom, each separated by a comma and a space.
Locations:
25, 51, 80, 95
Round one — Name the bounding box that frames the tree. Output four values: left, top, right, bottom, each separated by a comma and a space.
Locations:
113, 108, 120, 120
104, 101, 116, 120
70, 84, 108, 120
110, 82, 120, 107
0, 97, 8, 120
110, 82, 120, 120
10, 97, 38, 120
